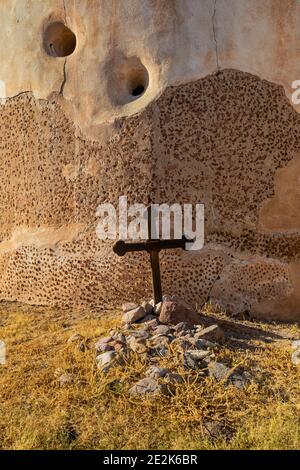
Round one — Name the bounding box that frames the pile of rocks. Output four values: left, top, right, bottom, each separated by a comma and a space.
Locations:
58, 297, 300, 396
91, 295, 252, 396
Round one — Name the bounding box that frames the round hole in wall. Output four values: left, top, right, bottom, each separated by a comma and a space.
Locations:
44, 22, 76, 57
106, 55, 149, 106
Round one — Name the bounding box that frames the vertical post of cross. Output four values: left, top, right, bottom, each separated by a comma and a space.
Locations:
147, 206, 162, 305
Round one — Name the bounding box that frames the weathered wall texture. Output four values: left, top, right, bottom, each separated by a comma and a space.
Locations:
0, 0, 300, 320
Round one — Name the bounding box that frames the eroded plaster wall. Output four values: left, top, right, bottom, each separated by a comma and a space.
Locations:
0, 0, 300, 320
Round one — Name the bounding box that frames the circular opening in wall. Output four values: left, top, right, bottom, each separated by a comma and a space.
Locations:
44, 22, 76, 57
106, 55, 149, 106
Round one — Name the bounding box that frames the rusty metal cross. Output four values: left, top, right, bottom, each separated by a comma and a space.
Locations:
113, 207, 191, 305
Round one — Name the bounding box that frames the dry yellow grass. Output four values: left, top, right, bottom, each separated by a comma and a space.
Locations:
0, 301, 300, 450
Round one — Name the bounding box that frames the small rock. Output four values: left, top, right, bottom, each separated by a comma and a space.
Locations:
151, 335, 172, 348
164, 372, 183, 384
195, 324, 225, 344
193, 339, 218, 350
292, 340, 300, 350
184, 349, 211, 369
171, 338, 193, 351
146, 366, 170, 379
154, 302, 162, 315
173, 322, 191, 333
137, 314, 156, 324
142, 301, 154, 315
142, 318, 159, 330
128, 329, 149, 340
122, 302, 139, 313
122, 306, 146, 324
96, 351, 116, 371
185, 349, 211, 361
95, 339, 114, 353
208, 362, 250, 389
154, 324, 170, 336
159, 295, 200, 326
208, 361, 231, 381
113, 332, 126, 342
97, 336, 113, 344
291, 349, 300, 365
58, 373, 73, 387
67, 333, 84, 343
179, 332, 194, 341
129, 378, 168, 396
128, 336, 148, 354
184, 354, 197, 370
230, 371, 251, 389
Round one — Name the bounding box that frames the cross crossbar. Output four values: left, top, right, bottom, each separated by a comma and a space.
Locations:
113, 207, 193, 305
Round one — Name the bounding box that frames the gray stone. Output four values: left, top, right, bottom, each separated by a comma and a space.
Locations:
122, 306, 146, 324
142, 318, 159, 330
151, 334, 172, 348
154, 324, 170, 336
208, 362, 251, 388
159, 295, 200, 326
184, 349, 211, 369
137, 314, 156, 324
146, 366, 170, 379
179, 332, 194, 341
129, 378, 168, 396
171, 338, 193, 351
164, 372, 184, 384
128, 329, 149, 340
142, 301, 154, 315
185, 349, 211, 361
291, 340, 300, 350
208, 361, 231, 381
95, 338, 114, 353
127, 336, 147, 354
58, 373, 73, 387
184, 354, 197, 370
154, 302, 162, 315
195, 324, 225, 344
96, 336, 113, 344
96, 351, 116, 370
122, 302, 139, 313
173, 321, 190, 333
194, 339, 218, 350
291, 349, 300, 365
230, 371, 251, 389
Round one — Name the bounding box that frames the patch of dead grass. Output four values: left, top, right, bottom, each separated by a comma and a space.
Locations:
0, 301, 300, 450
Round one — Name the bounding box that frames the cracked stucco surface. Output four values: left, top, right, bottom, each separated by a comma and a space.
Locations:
1, 0, 300, 134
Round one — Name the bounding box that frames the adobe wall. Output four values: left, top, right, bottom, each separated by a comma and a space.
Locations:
0, 0, 299, 320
